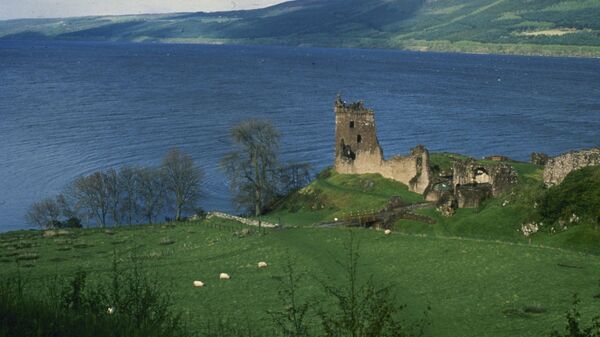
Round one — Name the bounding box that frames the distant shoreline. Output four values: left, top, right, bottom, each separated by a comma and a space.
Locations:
3, 37, 600, 59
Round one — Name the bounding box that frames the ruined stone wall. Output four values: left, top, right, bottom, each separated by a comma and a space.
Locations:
543, 148, 600, 186
452, 160, 518, 197
455, 184, 493, 208
333, 97, 430, 194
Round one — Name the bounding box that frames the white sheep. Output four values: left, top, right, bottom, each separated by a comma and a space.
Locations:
193, 280, 205, 288
258, 261, 268, 269
219, 273, 231, 280
384, 229, 392, 235
107, 307, 115, 315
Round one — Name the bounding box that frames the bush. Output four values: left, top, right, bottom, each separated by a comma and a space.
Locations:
317, 232, 429, 337
551, 294, 600, 337
63, 217, 83, 228
269, 233, 430, 337
316, 168, 333, 180
540, 166, 600, 226
0, 258, 189, 337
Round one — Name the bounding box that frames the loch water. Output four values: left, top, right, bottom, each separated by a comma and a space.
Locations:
1, 40, 599, 231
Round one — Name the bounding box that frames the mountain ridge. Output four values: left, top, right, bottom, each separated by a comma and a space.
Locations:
1, 0, 600, 57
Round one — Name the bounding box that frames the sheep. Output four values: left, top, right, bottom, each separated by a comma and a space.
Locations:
107, 307, 115, 315
193, 280, 205, 288
384, 229, 392, 235
219, 273, 230, 280
258, 261, 268, 269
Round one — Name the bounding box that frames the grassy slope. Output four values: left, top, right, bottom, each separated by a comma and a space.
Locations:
267, 154, 600, 253
1, 0, 600, 57
263, 168, 424, 225
2, 220, 600, 337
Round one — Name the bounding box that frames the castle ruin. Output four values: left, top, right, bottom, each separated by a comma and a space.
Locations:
543, 148, 600, 186
333, 96, 431, 194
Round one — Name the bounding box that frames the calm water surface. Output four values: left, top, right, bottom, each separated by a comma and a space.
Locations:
1, 40, 599, 231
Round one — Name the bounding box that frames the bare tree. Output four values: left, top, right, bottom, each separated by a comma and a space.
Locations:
161, 148, 203, 221
69, 172, 110, 227
220, 119, 280, 216
279, 163, 312, 195
25, 197, 61, 228
105, 168, 122, 226
136, 167, 165, 224
119, 165, 140, 225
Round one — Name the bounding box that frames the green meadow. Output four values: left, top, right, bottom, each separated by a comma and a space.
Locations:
3, 155, 600, 336
2, 220, 600, 337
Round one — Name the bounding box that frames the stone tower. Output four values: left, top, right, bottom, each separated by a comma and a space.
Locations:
333, 96, 431, 194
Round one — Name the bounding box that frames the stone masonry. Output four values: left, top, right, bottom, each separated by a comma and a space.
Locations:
333, 96, 431, 194
543, 148, 600, 186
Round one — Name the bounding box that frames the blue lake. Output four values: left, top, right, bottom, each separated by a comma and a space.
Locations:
1, 40, 599, 232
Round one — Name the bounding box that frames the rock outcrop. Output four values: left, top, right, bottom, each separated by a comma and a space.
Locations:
543, 148, 600, 186
531, 152, 549, 166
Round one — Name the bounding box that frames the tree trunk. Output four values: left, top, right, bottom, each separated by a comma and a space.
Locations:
255, 188, 261, 217
253, 154, 262, 217
176, 204, 182, 222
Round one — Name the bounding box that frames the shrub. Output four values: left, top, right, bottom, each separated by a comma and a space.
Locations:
269, 259, 312, 337
0, 258, 189, 337
63, 217, 83, 228
317, 168, 333, 180
317, 232, 430, 337
551, 294, 600, 337
540, 166, 600, 226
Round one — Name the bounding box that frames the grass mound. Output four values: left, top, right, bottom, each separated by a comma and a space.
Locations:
265, 168, 424, 225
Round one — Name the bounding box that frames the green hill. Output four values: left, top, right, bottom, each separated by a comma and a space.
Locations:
1, 0, 600, 57
265, 155, 600, 253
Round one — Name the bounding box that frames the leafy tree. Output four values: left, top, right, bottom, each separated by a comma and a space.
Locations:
161, 148, 203, 221
221, 119, 281, 216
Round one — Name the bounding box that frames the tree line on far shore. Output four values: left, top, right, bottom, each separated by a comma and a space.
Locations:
26, 119, 311, 229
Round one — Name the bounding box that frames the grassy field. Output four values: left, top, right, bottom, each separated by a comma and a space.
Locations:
1, 219, 600, 337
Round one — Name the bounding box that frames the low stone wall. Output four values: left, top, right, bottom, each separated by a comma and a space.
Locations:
206, 212, 279, 228
543, 148, 600, 186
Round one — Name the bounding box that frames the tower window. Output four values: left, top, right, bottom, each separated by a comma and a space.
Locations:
357, 134, 362, 143
349, 121, 355, 128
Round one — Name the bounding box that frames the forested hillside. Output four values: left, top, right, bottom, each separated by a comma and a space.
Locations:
2, 0, 600, 56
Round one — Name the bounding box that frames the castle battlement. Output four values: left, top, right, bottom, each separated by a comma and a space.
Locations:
335, 96, 373, 115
